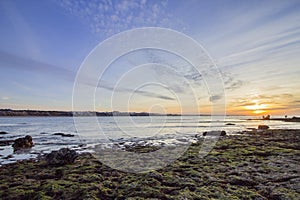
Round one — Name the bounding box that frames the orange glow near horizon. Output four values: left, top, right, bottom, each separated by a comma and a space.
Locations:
244, 100, 268, 115
253, 110, 266, 114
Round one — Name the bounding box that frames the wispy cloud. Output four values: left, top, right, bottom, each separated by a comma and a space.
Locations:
209, 95, 223, 102
97, 82, 176, 101
228, 93, 298, 114
56, 0, 176, 38
220, 71, 245, 91
0, 50, 176, 101
219, 29, 300, 68
1, 96, 9, 100
12, 81, 33, 91
1, 0, 41, 59
0, 51, 75, 81
202, 0, 300, 84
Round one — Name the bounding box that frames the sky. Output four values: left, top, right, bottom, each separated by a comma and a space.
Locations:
0, 0, 300, 116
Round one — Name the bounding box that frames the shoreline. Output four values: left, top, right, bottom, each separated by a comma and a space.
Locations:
0, 129, 299, 199
248, 117, 300, 123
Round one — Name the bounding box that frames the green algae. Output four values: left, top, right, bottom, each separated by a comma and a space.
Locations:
0, 129, 299, 199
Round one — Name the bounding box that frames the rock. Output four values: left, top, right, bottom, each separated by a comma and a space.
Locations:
262, 115, 270, 120
0, 140, 14, 146
0, 131, 9, 134
228, 177, 258, 186
258, 125, 269, 130
55, 168, 65, 178
12, 135, 34, 150
45, 148, 78, 165
146, 172, 163, 182
53, 133, 75, 137
3, 154, 13, 159
225, 123, 235, 126
203, 131, 226, 136
220, 131, 226, 136
194, 134, 202, 143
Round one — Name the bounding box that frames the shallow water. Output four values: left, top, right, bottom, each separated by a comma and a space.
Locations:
0, 115, 299, 165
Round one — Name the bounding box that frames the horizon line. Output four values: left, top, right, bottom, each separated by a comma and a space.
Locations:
0, 108, 290, 117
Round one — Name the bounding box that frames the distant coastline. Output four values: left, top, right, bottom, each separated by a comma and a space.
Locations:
0, 109, 182, 117
261, 117, 300, 122
248, 116, 300, 123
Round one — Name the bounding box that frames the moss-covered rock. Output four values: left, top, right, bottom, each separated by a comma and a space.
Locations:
0, 129, 299, 199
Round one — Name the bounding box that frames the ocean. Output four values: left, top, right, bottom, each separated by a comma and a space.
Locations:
1, 115, 300, 165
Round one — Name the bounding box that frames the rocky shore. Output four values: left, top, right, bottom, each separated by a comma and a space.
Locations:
0, 129, 299, 199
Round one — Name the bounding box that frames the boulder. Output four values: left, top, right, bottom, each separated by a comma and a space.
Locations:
203, 131, 226, 136
220, 131, 227, 136
45, 148, 78, 165
258, 125, 269, 130
12, 135, 34, 150
53, 133, 75, 137
225, 123, 235, 126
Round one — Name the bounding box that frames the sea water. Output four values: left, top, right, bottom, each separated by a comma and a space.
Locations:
1, 115, 299, 165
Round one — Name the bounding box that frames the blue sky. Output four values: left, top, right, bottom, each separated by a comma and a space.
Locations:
0, 0, 300, 115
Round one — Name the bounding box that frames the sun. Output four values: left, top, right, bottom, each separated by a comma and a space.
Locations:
244, 100, 267, 115
253, 110, 266, 114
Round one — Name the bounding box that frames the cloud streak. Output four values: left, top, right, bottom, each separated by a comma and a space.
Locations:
0, 51, 176, 101
0, 51, 75, 81
97, 82, 176, 101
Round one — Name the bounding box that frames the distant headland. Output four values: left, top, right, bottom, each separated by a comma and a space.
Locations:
248, 114, 300, 123
0, 109, 181, 117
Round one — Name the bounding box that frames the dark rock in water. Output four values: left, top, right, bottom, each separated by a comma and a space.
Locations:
225, 123, 235, 126
220, 131, 226, 136
12, 135, 34, 150
78, 144, 85, 147
0, 140, 14, 146
0, 131, 9, 134
53, 133, 75, 137
203, 131, 226, 136
258, 125, 269, 130
195, 134, 202, 140
45, 148, 78, 166
3, 154, 13, 159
